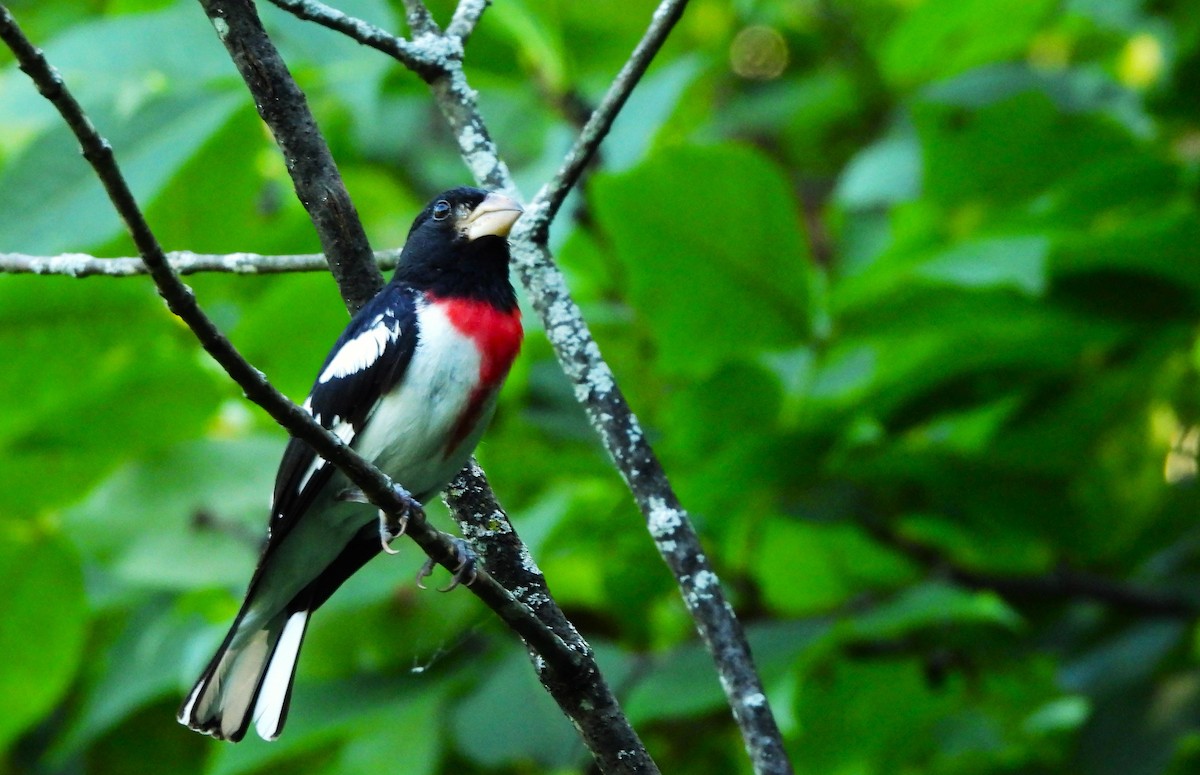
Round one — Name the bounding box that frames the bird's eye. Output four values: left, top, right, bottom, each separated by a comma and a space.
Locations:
432, 200, 452, 221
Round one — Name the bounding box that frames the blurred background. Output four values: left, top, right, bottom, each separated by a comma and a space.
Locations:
3, 0, 1200, 772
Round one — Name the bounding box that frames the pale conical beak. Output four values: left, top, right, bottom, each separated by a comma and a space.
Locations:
463, 192, 523, 241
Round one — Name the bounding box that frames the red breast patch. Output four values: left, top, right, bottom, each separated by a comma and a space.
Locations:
434, 295, 523, 385
428, 293, 523, 456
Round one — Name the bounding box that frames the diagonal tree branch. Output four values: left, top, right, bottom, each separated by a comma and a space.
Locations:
0, 1, 583, 685
197, 0, 656, 771
521, 0, 688, 240
5, 0, 788, 769
443, 461, 653, 766
0, 249, 400, 277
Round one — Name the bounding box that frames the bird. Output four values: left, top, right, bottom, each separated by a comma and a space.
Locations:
178, 187, 524, 743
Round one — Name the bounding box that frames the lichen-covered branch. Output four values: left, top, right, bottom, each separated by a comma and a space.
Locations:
265, 0, 445, 80
507, 240, 794, 775
446, 0, 490, 43
264, 0, 513, 192
445, 461, 659, 772
0, 249, 400, 277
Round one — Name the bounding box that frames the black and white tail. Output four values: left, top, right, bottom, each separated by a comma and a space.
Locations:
177, 607, 310, 742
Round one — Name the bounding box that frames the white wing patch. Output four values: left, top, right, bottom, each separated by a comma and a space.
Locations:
318, 313, 401, 384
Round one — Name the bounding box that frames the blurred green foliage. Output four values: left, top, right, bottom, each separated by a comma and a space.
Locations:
3, 0, 1200, 773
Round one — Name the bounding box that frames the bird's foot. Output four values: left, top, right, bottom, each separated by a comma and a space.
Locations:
380, 484, 423, 555
338, 484, 425, 555
417, 537, 478, 592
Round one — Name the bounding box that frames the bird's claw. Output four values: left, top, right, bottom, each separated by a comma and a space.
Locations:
416, 537, 478, 592
378, 509, 406, 555
379, 484, 423, 555
338, 485, 423, 555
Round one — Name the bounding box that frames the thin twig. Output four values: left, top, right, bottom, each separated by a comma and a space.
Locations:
265, 0, 445, 80
446, 0, 490, 43
400, 0, 439, 37
522, 0, 689, 240
0, 0, 585, 693
0, 249, 400, 277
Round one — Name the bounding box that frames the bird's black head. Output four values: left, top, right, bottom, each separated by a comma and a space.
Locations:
394, 186, 522, 311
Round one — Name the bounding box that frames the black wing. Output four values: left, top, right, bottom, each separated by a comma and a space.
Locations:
267, 283, 421, 550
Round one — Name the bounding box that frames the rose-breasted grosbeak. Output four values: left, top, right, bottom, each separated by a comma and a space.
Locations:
178, 187, 523, 742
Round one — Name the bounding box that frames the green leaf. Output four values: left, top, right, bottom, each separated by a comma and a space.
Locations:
624, 620, 827, 724
1052, 208, 1200, 308
836, 122, 922, 208
913, 90, 1135, 207
51, 597, 204, 759
591, 143, 810, 376
917, 235, 1049, 296
451, 648, 587, 769
1023, 696, 1091, 735
896, 513, 1055, 574
843, 583, 1022, 642
791, 658, 958, 772
0, 276, 226, 519
0, 5, 234, 146
207, 678, 447, 775
62, 437, 281, 593
0, 91, 242, 254
824, 290, 1126, 417
0, 526, 87, 751
605, 55, 704, 171
753, 517, 917, 615
881, 0, 1056, 87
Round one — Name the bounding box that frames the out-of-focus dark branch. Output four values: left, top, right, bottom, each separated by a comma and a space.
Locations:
873, 524, 1200, 618
0, 2, 582, 682
955, 567, 1199, 618
0, 249, 400, 277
